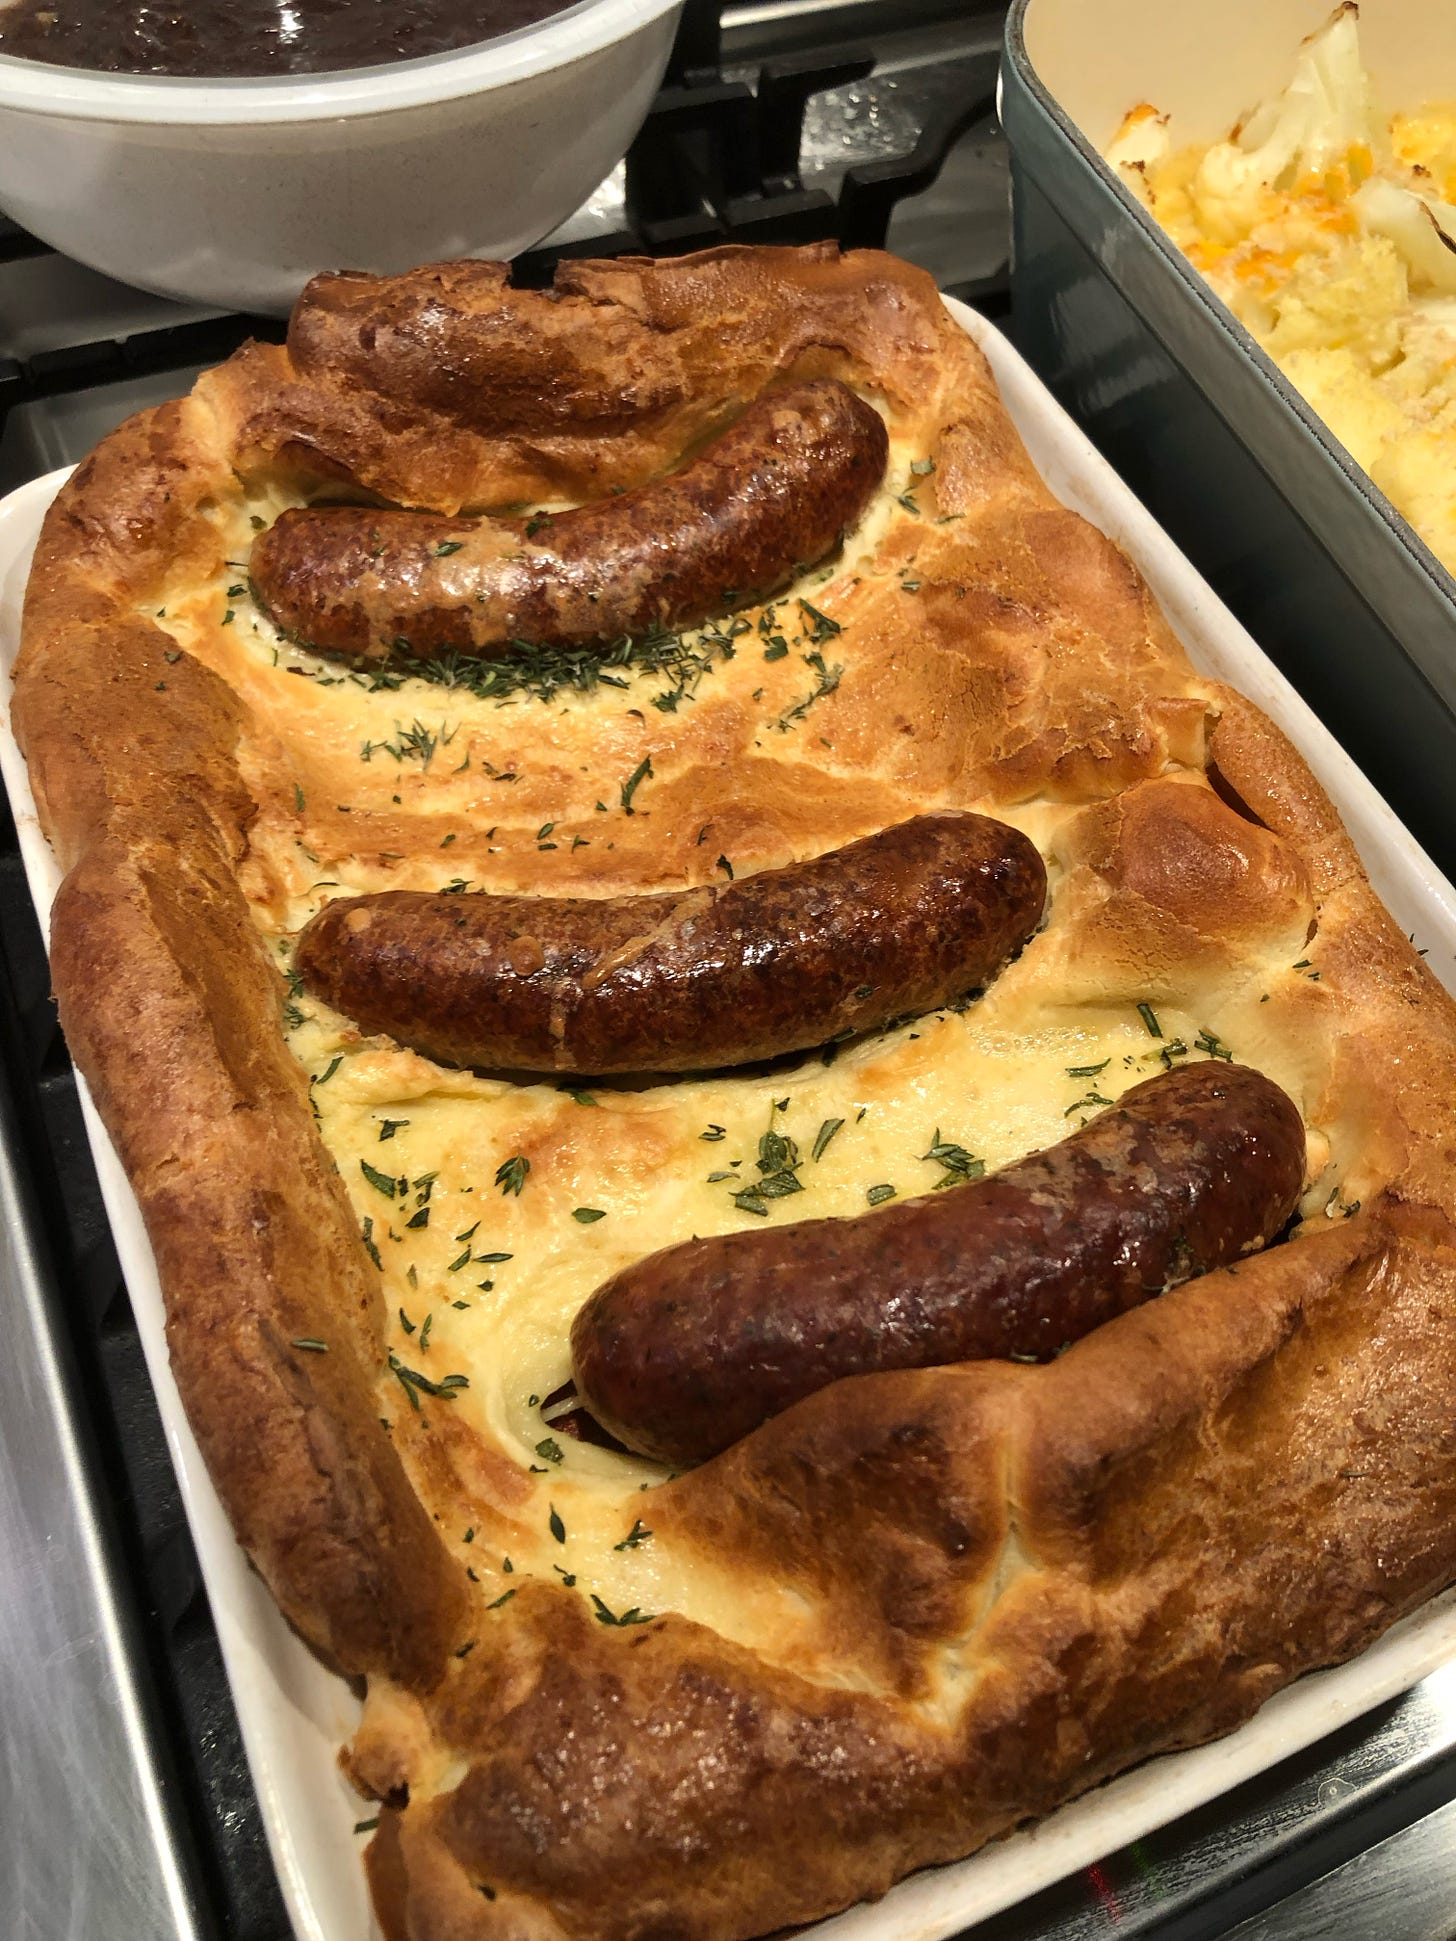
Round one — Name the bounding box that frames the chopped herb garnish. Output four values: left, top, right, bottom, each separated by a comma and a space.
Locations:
290, 1337, 328, 1353
614, 1519, 652, 1550
569, 1090, 598, 1107
700, 1124, 727, 1142
1193, 1028, 1234, 1061
1136, 1002, 1163, 1038
620, 754, 653, 814
312, 1055, 343, 1086
910, 455, 936, 475
553, 1565, 576, 1587
716, 854, 734, 880
573, 1206, 606, 1223
495, 1154, 530, 1196
1065, 1091, 1115, 1117
812, 1117, 845, 1163
921, 1131, 985, 1187
447, 1248, 472, 1273
548, 1505, 566, 1544
773, 651, 842, 733
590, 1594, 654, 1627
359, 718, 455, 769
360, 1159, 400, 1199
535, 1437, 564, 1465
732, 1127, 804, 1213
866, 1183, 896, 1206
389, 1354, 468, 1408
377, 1118, 410, 1140
435, 540, 464, 557
360, 1218, 382, 1270
405, 1205, 430, 1229
486, 1590, 516, 1611
1066, 1060, 1110, 1079
731, 1190, 769, 1219
398, 1308, 417, 1335
797, 598, 841, 641
353, 1818, 379, 1834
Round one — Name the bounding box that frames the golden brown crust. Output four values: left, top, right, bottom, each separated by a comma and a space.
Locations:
15, 243, 1456, 1941
14, 587, 468, 1687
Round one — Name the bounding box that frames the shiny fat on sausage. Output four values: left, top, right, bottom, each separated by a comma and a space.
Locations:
569, 1061, 1307, 1465
294, 811, 1048, 1075
249, 379, 890, 662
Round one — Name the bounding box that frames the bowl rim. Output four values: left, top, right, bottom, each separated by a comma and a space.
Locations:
0, 0, 682, 123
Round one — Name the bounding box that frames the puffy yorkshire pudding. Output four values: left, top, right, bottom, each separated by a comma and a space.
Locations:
14, 244, 1456, 1941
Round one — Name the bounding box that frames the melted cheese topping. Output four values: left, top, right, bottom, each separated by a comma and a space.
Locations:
143, 438, 1334, 1698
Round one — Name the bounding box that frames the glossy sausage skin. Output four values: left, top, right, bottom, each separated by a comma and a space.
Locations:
249, 379, 889, 662
570, 1061, 1307, 1464
295, 812, 1046, 1075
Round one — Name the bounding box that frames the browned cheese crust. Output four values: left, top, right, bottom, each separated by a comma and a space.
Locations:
13, 245, 1456, 1941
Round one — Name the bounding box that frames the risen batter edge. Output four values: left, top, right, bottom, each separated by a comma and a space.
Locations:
14, 245, 1456, 1941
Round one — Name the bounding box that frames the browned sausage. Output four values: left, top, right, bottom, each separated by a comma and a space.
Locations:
294, 812, 1047, 1075
249, 379, 889, 662
570, 1061, 1306, 1464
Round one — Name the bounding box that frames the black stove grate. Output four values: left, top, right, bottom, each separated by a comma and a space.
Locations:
0, 7, 1007, 1935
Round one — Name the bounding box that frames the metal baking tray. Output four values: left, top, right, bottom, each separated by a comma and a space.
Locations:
1000, 0, 1456, 875
7, 300, 1456, 1938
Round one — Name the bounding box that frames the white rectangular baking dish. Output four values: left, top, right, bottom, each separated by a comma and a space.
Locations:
4, 297, 1456, 1941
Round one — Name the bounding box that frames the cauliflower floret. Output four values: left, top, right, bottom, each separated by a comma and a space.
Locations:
1392, 105, 1456, 201
1107, 3, 1456, 580
1106, 103, 1170, 210
1352, 174, 1456, 294
1277, 346, 1409, 472
1261, 232, 1406, 361
1371, 428, 1456, 573
1190, 3, 1378, 239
